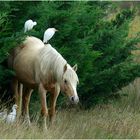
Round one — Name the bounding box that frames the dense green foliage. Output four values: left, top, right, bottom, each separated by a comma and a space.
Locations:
0, 1, 140, 108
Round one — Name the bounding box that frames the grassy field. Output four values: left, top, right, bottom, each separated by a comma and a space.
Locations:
0, 5, 140, 139
0, 79, 140, 139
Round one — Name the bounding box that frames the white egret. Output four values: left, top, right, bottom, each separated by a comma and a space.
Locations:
6, 104, 18, 124
24, 19, 37, 33
43, 28, 58, 44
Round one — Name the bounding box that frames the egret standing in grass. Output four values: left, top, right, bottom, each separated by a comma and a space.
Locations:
24, 19, 37, 33
6, 104, 18, 124
43, 28, 58, 44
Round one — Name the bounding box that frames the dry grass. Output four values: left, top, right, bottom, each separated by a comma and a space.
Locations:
0, 79, 140, 139
129, 15, 140, 38
129, 15, 140, 62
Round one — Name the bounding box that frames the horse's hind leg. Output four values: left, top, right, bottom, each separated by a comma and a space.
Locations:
12, 78, 19, 105
12, 78, 21, 117
38, 83, 48, 130
22, 86, 33, 125
18, 83, 23, 118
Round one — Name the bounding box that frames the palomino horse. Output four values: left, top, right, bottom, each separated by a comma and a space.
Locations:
13, 36, 79, 128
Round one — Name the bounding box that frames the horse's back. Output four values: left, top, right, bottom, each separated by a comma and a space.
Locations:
24, 36, 44, 50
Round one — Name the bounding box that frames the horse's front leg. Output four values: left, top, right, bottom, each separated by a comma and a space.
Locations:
22, 86, 33, 125
38, 83, 48, 130
49, 84, 60, 125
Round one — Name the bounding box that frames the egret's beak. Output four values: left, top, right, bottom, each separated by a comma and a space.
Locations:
55, 29, 58, 32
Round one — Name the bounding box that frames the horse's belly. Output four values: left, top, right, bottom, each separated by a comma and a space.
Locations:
13, 53, 36, 85
16, 71, 36, 85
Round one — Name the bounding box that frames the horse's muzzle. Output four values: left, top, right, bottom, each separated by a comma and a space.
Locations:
70, 96, 79, 104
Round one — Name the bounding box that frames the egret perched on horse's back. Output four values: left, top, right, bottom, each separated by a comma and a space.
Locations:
43, 28, 58, 44
6, 104, 18, 124
24, 19, 37, 33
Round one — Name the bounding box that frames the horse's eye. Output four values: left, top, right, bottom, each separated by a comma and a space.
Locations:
64, 80, 67, 84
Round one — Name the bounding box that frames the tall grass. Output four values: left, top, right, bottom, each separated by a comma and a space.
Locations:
0, 79, 140, 139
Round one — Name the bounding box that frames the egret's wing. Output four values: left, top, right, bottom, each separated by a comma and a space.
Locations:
6, 114, 15, 123
24, 20, 33, 32
43, 31, 48, 43
43, 29, 55, 43
24, 21, 28, 33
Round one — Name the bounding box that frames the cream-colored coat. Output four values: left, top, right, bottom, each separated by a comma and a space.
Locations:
12, 36, 79, 128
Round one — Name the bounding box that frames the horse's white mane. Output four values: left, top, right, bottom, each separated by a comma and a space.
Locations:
35, 44, 67, 84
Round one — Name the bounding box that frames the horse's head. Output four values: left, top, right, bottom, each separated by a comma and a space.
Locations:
61, 64, 79, 104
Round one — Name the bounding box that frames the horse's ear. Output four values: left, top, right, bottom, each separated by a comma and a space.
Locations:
73, 64, 78, 72
64, 64, 67, 73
